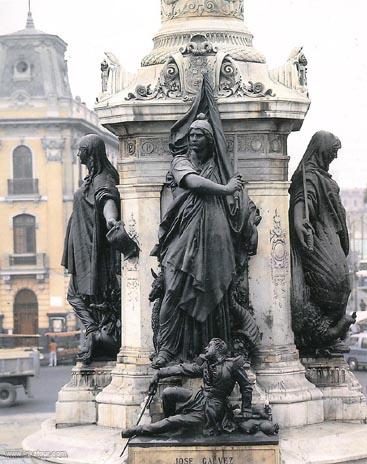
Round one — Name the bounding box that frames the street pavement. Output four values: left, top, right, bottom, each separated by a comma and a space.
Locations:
0, 365, 72, 463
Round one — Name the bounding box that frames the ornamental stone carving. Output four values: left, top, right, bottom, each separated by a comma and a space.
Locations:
127, 34, 273, 102
122, 137, 170, 158
42, 137, 66, 162
270, 46, 308, 94
161, 0, 244, 22
270, 210, 288, 316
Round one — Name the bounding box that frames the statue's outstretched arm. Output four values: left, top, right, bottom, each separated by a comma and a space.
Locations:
183, 173, 244, 196
103, 199, 119, 230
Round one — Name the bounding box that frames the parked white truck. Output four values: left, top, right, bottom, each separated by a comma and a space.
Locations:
0, 336, 41, 407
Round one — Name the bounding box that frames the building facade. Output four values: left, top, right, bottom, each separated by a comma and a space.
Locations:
0, 11, 118, 336
341, 188, 367, 261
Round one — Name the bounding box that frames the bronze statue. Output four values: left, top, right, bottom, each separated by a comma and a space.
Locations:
150, 75, 261, 368
62, 134, 138, 364
121, 338, 278, 438
289, 131, 356, 356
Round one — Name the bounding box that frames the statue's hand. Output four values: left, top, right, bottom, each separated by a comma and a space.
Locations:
106, 218, 118, 230
294, 219, 314, 252
225, 175, 245, 195
148, 373, 160, 395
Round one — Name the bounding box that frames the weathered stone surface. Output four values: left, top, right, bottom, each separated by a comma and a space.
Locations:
302, 357, 367, 422
22, 420, 367, 464
55, 361, 114, 426
128, 434, 280, 464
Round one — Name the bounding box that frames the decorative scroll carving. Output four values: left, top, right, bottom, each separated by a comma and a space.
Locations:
218, 57, 274, 98
128, 43, 272, 102
270, 210, 288, 270
127, 212, 139, 247
127, 35, 216, 101
159, 57, 182, 98
180, 35, 218, 56
161, 0, 244, 22
270, 46, 308, 94
270, 210, 288, 319
42, 137, 66, 162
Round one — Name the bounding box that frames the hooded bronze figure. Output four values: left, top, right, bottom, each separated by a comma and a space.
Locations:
289, 131, 355, 356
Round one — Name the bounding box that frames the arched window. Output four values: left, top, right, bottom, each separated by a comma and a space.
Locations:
13, 289, 38, 334
13, 214, 36, 255
13, 145, 32, 179
9, 145, 38, 195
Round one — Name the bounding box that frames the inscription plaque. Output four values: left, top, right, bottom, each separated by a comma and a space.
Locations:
128, 435, 279, 464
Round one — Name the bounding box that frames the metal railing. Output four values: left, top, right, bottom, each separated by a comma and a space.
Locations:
7, 178, 39, 195
8, 253, 47, 267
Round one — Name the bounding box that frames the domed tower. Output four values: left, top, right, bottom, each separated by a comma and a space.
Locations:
0, 9, 72, 109
0, 8, 118, 341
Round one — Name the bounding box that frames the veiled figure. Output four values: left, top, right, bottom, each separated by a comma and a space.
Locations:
62, 134, 122, 364
289, 131, 355, 356
151, 77, 261, 367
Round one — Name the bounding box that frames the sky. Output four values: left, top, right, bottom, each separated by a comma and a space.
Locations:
0, 0, 366, 188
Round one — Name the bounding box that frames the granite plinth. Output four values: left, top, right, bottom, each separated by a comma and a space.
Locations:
302, 356, 367, 422
128, 434, 279, 464
55, 361, 115, 427
22, 419, 367, 464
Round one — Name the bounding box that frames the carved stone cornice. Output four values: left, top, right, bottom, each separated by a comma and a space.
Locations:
0, 118, 118, 148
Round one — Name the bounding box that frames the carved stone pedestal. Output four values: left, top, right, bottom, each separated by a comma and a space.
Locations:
95, 0, 319, 432
55, 361, 114, 427
128, 434, 280, 464
302, 357, 367, 422
96, 183, 163, 428
96, 350, 153, 428
248, 182, 324, 427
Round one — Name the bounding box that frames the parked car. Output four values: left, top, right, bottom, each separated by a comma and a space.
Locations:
344, 332, 367, 370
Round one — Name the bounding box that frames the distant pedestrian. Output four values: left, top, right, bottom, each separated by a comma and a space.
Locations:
360, 299, 367, 312
49, 338, 57, 367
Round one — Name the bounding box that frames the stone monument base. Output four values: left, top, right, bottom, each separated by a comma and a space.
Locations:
55, 361, 115, 427
22, 419, 367, 464
302, 357, 367, 422
128, 434, 279, 464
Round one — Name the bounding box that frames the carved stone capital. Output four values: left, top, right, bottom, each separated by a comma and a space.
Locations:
42, 137, 66, 162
